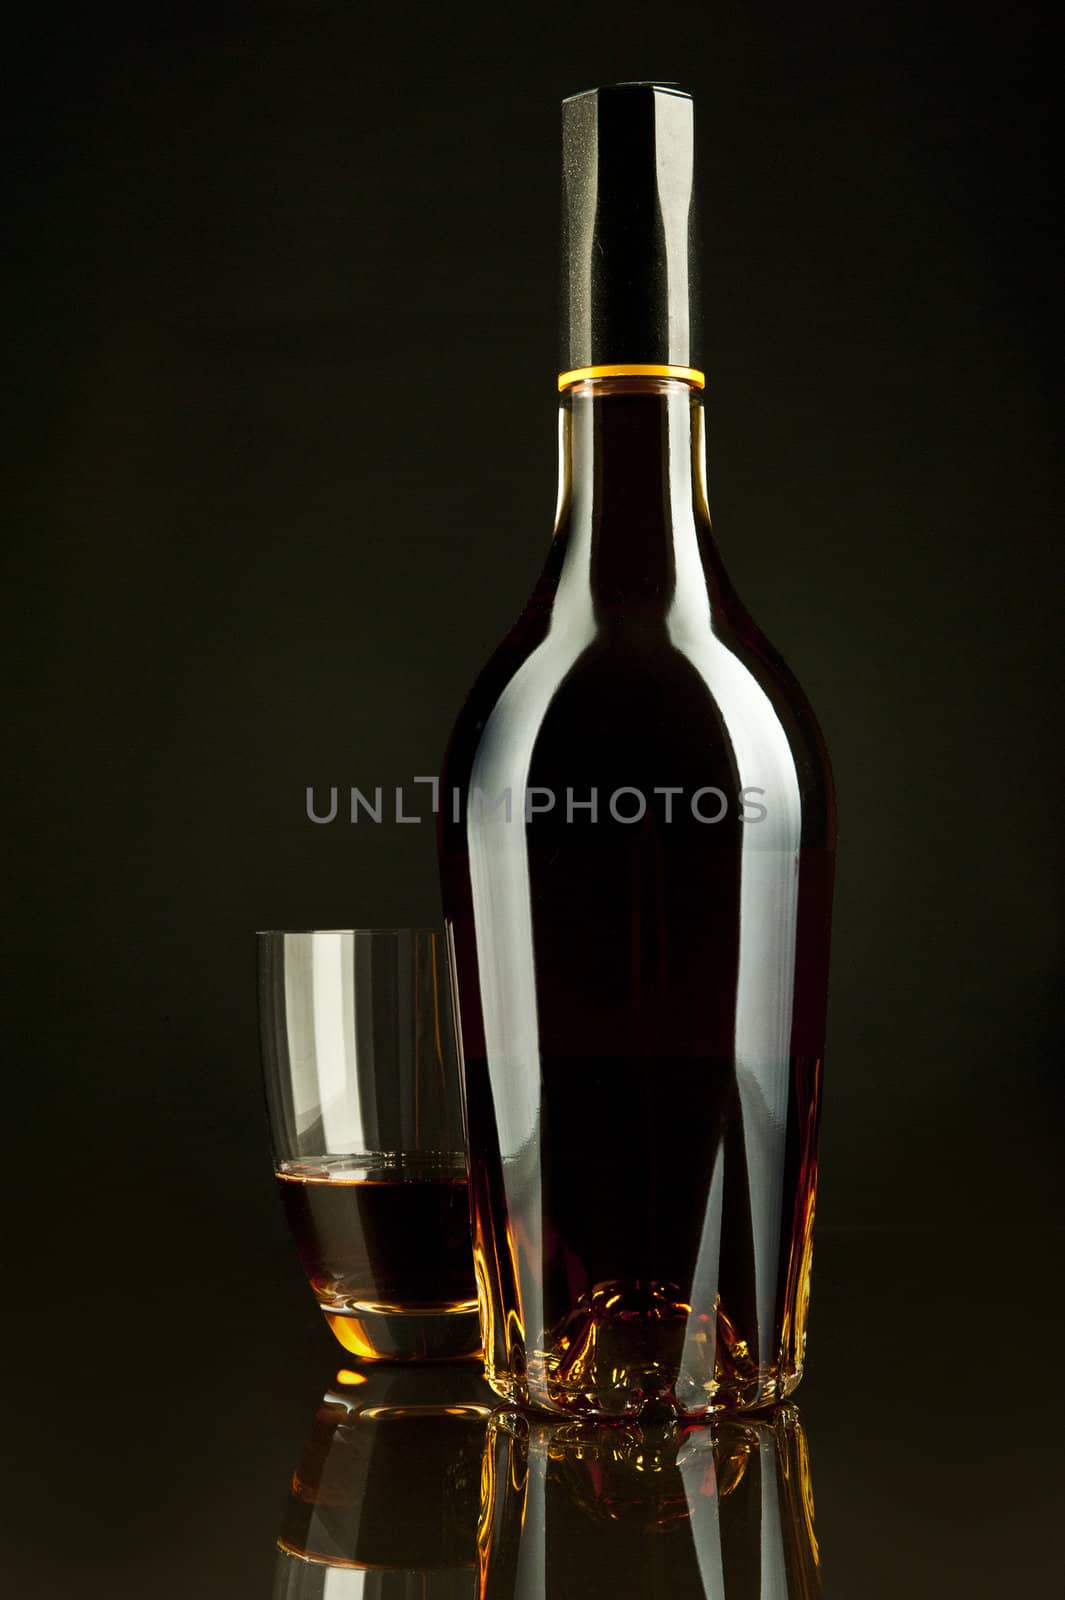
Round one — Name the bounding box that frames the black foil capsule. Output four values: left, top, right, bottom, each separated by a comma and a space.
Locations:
560, 81, 702, 375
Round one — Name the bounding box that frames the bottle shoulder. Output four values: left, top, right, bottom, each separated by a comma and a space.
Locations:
450, 532, 823, 735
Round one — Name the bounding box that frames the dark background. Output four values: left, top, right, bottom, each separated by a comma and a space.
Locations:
5, 1, 1060, 1592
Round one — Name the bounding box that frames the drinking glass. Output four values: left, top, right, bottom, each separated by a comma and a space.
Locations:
258, 929, 481, 1362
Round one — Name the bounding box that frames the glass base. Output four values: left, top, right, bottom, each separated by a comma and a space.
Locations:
483, 1359, 803, 1418
322, 1303, 482, 1363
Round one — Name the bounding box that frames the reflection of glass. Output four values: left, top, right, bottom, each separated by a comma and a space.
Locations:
274, 1365, 494, 1597
259, 929, 481, 1361
478, 1405, 821, 1599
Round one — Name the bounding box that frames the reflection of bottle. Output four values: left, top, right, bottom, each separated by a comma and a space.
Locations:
478, 1406, 821, 1599
274, 1366, 493, 1598
439, 82, 834, 1418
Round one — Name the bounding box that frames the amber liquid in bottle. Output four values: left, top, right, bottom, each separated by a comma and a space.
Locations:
439, 379, 834, 1416
439, 81, 834, 1417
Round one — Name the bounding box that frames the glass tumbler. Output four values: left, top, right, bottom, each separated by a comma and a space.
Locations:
258, 929, 481, 1362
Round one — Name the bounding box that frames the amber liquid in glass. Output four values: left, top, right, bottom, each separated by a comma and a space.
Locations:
277, 1156, 481, 1361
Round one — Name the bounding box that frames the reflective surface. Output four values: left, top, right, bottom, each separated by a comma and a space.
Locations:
257, 1231, 1061, 1599
272, 1365, 820, 1599
9, 1228, 1057, 1594
440, 382, 834, 1415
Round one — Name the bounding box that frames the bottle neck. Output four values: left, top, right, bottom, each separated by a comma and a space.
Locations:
554, 377, 711, 614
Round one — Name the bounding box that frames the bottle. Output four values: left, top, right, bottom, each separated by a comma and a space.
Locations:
438, 82, 835, 1418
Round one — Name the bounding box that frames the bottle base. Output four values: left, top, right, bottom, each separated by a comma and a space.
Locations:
482, 1360, 803, 1419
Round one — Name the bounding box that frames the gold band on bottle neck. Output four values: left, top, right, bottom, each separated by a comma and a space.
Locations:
557, 362, 706, 392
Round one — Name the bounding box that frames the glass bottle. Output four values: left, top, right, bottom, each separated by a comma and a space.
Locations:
439, 83, 835, 1418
